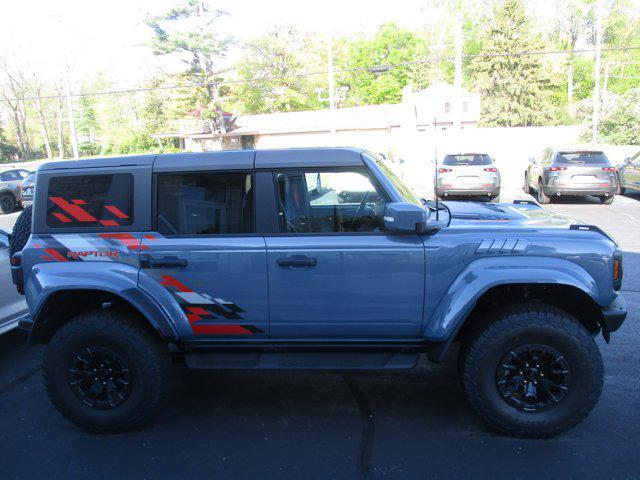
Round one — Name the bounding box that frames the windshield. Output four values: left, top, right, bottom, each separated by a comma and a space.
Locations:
365, 153, 422, 206
443, 154, 492, 166
555, 151, 609, 165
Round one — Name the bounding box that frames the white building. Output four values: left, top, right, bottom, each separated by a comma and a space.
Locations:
152, 83, 481, 153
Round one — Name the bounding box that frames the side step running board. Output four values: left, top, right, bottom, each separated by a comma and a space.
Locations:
185, 352, 419, 370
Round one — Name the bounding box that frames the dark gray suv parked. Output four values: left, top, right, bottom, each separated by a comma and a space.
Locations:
525, 149, 617, 204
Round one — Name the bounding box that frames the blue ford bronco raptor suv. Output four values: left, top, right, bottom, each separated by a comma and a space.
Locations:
10, 148, 626, 436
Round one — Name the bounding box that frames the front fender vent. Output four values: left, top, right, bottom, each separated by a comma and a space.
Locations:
476, 238, 529, 255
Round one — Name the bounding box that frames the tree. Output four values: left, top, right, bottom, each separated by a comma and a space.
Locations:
553, 0, 587, 109
0, 55, 31, 159
231, 26, 324, 114
471, 0, 554, 126
0, 126, 18, 162
337, 23, 424, 105
599, 89, 640, 145
145, 0, 233, 131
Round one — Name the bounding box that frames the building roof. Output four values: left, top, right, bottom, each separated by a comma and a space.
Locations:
412, 82, 479, 99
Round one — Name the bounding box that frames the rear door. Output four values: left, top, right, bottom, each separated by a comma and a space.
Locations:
263, 165, 425, 340
139, 153, 268, 340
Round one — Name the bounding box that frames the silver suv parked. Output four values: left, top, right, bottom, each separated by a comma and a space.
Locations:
525, 148, 617, 204
435, 153, 501, 201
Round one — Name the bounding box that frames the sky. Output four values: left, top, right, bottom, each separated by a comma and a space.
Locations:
0, 0, 431, 87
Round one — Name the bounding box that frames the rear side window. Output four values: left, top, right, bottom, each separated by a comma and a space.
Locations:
156, 172, 254, 235
443, 154, 492, 166
47, 174, 134, 228
555, 152, 609, 165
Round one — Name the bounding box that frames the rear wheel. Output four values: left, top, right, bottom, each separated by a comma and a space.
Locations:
537, 180, 551, 204
459, 303, 603, 438
0, 193, 15, 214
599, 195, 614, 205
43, 309, 171, 433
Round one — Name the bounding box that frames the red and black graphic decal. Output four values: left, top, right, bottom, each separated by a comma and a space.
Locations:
49, 196, 131, 227
159, 275, 261, 335
32, 234, 138, 263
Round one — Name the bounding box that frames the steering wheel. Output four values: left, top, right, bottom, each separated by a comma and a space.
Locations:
349, 191, 370, 231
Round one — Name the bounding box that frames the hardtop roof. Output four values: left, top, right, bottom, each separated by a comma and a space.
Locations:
38, 147, 366, 172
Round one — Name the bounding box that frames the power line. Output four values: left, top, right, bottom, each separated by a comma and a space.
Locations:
2, 45, 640, 103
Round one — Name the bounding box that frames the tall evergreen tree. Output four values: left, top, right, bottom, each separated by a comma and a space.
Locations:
145, 0, 233, 131
471, 0, 553, 126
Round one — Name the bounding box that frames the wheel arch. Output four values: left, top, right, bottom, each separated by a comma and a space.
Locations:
423, 256, 603, 362
28, 287, 178, 344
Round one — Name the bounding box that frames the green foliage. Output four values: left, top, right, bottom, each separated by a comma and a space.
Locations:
599, 89, 640, 145
230, 26, 324, 114
471, 0, 555, 126
336, 23, 424, 105
145, 0, 232, 114
0, 126, 18, 161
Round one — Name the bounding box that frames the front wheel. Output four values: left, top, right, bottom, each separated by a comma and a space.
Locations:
43, 309, 171, 433
459, 303, 603, 438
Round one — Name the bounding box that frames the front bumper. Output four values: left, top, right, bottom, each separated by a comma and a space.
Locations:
600, 294, 627, 339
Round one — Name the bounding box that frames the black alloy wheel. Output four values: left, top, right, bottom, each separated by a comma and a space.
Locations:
496, 344, 571, 413
67, 346, 133, 409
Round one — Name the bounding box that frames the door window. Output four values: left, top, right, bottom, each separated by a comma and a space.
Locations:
156, 172, 254, 235
276, 169, 386, 233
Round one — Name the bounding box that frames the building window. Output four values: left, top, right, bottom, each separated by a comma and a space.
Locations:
444, 102, 451, 113
463, 102, 468, 113
156, 172, 254, 235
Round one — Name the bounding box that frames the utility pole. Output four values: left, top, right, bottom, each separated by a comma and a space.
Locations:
603, 61, 610, 114
592, 0, 603, 144
453, 12, 463, 131
327, 33, 336, 137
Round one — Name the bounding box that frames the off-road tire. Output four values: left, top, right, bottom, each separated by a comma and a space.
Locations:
459, 303, 603, 438
599, 195, 614, 205
0, 193, 16, 214
9, 205, 31, 256
43, 308, 171, 433
537, 180, 551, 204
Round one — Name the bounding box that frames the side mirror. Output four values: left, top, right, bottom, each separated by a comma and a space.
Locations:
624, 157, 632, 164
384, 202, 429, 233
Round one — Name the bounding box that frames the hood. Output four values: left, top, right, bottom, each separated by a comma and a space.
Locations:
443, 201, 579, 229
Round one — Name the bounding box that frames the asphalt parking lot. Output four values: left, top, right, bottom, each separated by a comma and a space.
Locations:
0, 188, 638, 480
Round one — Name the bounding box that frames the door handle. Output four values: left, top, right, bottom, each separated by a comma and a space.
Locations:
147, 257, 188, 268
277, 257, 317, 267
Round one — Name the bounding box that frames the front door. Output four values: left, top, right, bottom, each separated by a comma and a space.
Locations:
139, 170, 268, 340
265, 168, 425, 339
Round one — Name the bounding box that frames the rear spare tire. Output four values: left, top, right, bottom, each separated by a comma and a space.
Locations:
10, 205, 31, 256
